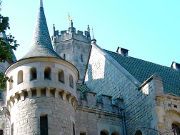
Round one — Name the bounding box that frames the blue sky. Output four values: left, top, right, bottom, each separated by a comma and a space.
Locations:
2, 0, 180, 66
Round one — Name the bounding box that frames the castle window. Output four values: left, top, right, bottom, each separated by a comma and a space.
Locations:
100, 130, 109, 135
40, 115, 48, 135
135, 130, 142, 135
58, 70, 64, 83
80, 132, 86, 135
0, 130, 3, 135
44, 67, 51, 80
73, 123, 75, 135
69, 75, 74, 88
17, 70, 23, 84
80, 54, 83, 62
30, 68, 37, 81
9, 76, 13, 90
11, 123, 14, 135
111, 132, 120, 135
172, 123, 180, 135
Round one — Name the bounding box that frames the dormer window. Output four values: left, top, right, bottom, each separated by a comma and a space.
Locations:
44, 67, 51, 80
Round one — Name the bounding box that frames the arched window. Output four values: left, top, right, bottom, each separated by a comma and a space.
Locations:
135, 130, 142, 135
100, 130, 109, 135
69, 75, 74, 88
17, 70, 23, 84
111, 132, 119, 135
44, 67, 51, 80
0, 129, 3, 135
172, 123, 180, 135
30, 68, 37, 81
58, 70, 64, 83
9, 76, 13, 90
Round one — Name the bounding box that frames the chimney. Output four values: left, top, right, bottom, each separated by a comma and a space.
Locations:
116, 47, 129, 56
171, 61, 180, 71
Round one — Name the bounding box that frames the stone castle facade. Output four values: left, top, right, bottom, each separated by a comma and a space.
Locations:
0, 0, 179, 135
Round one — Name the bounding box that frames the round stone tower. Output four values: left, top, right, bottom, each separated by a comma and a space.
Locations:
5, 1, 78, 135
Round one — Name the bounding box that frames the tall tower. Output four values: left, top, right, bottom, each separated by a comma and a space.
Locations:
52, 21, 92, 82
5, 1, 78, 135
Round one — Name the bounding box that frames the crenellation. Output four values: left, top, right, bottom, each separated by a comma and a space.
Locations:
77, 91, 123, 115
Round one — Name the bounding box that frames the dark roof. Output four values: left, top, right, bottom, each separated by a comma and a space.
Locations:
105, 50, 180, 96
23, 2, 60, 59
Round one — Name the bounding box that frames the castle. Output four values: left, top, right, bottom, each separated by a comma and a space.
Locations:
0, 0, 179, 135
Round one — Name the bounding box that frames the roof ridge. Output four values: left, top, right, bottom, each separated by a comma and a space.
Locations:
104, 49, 179, 72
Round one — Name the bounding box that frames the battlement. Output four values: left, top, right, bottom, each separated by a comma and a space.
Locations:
77, 90, 124, 115
52, 24, 91, 43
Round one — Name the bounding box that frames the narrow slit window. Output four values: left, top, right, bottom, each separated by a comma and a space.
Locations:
17, 70, 23, 84
58, 70, 64, 83
40, 115, 48, 135
11, 123, 14, 135
69, 75, 74, 88
0, 130, 3, 135
80, 54, 83, 62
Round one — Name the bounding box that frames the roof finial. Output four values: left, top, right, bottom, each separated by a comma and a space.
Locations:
40, 0, 43, 8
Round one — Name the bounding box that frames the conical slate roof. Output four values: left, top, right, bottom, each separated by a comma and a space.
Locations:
23, 0, 60, 59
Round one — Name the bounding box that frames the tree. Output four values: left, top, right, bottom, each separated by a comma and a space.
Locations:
0, 0, 18, 89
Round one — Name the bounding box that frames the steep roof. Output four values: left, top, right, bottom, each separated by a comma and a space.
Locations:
23, 0, 60, 59
105, 50, 180, 96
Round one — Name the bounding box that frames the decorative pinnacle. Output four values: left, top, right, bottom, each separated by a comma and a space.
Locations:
40, 0, 43, 8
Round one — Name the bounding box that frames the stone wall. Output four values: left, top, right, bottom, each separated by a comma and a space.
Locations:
76, 91, 123, 135
85, 44, 161, 135
10, 96, 75, 135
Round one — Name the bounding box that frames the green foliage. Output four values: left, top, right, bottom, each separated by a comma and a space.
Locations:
0, 1, 19, 90
0, 72, 8, 89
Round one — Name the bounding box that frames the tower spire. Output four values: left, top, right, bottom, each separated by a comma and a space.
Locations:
40, 0, 43, 8
23, 0, 60, 59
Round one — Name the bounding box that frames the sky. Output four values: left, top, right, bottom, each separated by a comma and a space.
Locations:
1, 0, 180, 67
